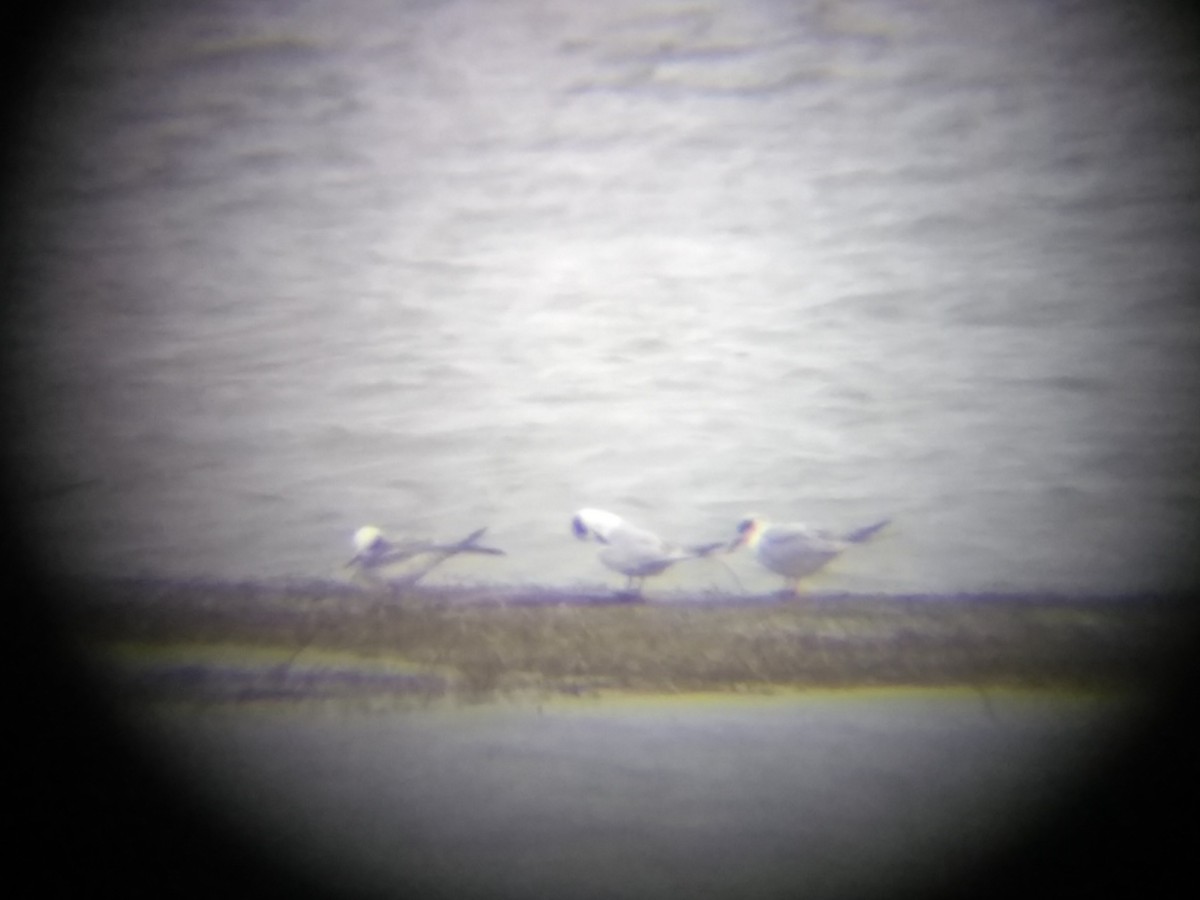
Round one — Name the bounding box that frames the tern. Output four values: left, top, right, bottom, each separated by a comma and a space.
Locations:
571, 508, 725, 596
729, 516, 889, 595
346, 524, 504, 585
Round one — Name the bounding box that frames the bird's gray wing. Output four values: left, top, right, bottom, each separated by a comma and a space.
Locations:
357, 541, 435, 567
600, 528, 684, 570
600, 543, 679, 577
761, 524, 839, 551
755, 526, 846, 578
448, 526, 506, 556
420, 527, 505, 557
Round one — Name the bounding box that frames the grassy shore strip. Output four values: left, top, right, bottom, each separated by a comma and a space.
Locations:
62, 578, 1187, 701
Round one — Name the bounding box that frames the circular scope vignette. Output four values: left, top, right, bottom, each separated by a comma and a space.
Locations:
4, 3, 1200, 899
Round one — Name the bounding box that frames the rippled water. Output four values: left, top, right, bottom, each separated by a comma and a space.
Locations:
6, 0, 1200, 593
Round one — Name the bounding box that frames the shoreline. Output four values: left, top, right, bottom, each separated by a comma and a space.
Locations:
55, 577, 1188, 705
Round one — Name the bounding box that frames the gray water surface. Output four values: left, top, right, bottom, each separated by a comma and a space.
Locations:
8, 0, 1200, 593
137, 690, 1126, 900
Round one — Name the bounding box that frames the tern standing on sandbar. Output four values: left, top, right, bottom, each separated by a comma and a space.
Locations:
571, 508, 725, 597
729, 516, 890, 595
346, 524, 504, 586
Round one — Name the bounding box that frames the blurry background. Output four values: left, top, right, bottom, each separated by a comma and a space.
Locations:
5, 0, 1200, 594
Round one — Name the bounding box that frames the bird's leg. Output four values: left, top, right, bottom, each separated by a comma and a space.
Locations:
619, 575, 644, 600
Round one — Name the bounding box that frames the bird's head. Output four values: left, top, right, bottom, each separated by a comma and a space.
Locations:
571, 508, 623, 544
352, 525, 387, 554
728, 516, 765, 552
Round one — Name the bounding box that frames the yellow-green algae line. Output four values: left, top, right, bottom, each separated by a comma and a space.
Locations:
532, 683, 1135, 713
128, 684, 1140, 725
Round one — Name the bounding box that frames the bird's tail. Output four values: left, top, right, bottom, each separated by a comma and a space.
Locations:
843, 519, 890, 543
